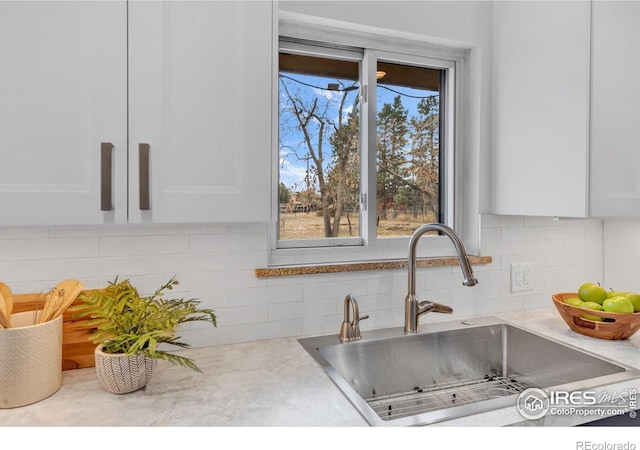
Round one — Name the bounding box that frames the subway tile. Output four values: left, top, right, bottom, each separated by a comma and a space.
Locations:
477, 297, 524, 315
523, 216, 561, 227
423, 272, 474, 290
451, 283, 501, 301
307, 298, 340, 317
0, 260, 49, 283
301, 315, 342, 337
545, 278, 589, 295
229, 251, 268, 270
229, 223, 268, 234
345, 293, 397, 314
482, 241, 526, 260
2, 280, 67, 294
366, 277, 395, 295
0, 226, 49, 239
49, 225, 146, 238
146, 253, 229, 274
189, 270, 268, 291
190, 233, 267, 253
469, 269, 509, 287
124, 273, 191, 296
177, 326, 230, 347
522, 239, 565, 254
302, 279, 368, 302
564, 237, 602, 252
100, 235, 189, 257
0, 237, 99, 261
48, 256, 147, 280
521, 295, 555, 310
186, 289, 231, 309
563, 263, 602, 281
537, 266, 566, 281
361, 307, 404, 330
524, 216, 596, 227
216, 305, 269, 326
553, 250, 602, 267
266, 273, 336, 287
481, 214, 524, 228
145, 224, 230, 236
229, 284, 303, 306
544, 225, 586, 240
450, 300, 477, 318
480, 226, 501, 242
268, 302, 304, 321
0, 211, 610, 346
499, 280, 547, 298
584, 223, 603, 238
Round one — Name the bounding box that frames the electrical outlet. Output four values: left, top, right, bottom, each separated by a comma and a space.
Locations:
511, 263, 533, 292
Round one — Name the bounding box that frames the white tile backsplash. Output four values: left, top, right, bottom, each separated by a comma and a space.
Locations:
0, 214, 604, 346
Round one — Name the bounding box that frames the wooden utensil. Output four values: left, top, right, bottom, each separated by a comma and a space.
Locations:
0, 282, 13, 327
38, 288, 63, 324
51, 279, 84, 320
0, 291, 10, 328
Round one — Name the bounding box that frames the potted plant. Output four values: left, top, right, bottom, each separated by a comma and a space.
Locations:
71, 276, 217, 394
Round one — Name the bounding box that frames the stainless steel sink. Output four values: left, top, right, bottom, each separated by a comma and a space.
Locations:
298, 316, 640, 426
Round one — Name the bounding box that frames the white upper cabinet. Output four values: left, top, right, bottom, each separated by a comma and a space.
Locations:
492, 1, 640, 219
0, 2, 128, 225
491, 1, 591, 218
589, 1, 640, 217
128, 1, 272, 224
0, 1, 272, 226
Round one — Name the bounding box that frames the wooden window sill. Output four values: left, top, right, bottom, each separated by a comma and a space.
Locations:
255, 255, 492, 278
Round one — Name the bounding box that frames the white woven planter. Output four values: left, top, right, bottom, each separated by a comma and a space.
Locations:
0, 312, 63, 408
94, 344, 157, 394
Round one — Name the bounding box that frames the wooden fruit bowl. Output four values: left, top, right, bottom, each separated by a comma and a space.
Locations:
552, 293, 640, 340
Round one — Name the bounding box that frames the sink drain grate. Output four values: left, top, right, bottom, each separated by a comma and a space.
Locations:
365, 376, 531, 421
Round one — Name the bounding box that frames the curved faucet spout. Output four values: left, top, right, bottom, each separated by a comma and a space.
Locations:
405, 223, 478, 333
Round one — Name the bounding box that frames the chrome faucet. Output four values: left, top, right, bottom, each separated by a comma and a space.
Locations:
339, 294, 369, 342
405, 223, 478, 333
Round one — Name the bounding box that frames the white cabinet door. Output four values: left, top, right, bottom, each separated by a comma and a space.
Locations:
0, 1, 127, 225
128, 1, 272, 223
491, 1, 591, 217
590, 2, 640, 217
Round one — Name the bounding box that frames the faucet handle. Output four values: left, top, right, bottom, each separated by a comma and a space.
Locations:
431, 302, 453, 314
339, 294, 368, 342
417, 300, 453, 315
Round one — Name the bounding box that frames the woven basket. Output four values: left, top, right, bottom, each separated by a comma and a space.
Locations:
94, 344, 157, 394
552, 293, 640, 340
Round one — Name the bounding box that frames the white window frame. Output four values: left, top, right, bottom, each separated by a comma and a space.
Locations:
270, 13, 478, 266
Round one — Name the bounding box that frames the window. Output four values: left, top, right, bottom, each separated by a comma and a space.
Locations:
278, 47, 362, 245
271, 19, 474, 265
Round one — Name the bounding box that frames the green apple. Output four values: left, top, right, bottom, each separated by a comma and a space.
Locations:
580, 301, 604, 321
622, 292, 640, 312
565, 297, 585, 307
578, 282, 608, 305
602, 296, 635, 314
607, 290, 630, 299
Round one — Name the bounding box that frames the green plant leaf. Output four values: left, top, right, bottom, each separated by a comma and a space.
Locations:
74, 276, 216, 372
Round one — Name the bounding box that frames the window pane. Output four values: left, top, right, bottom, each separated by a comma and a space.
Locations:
278, 53, 360, 240
376, 62, 443, 237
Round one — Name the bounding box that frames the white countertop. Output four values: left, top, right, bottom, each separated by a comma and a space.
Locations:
1, 308, 639, 427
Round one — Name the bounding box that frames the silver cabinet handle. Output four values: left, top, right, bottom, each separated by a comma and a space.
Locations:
139, 143, 151, 210
100, 142, 114, 211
